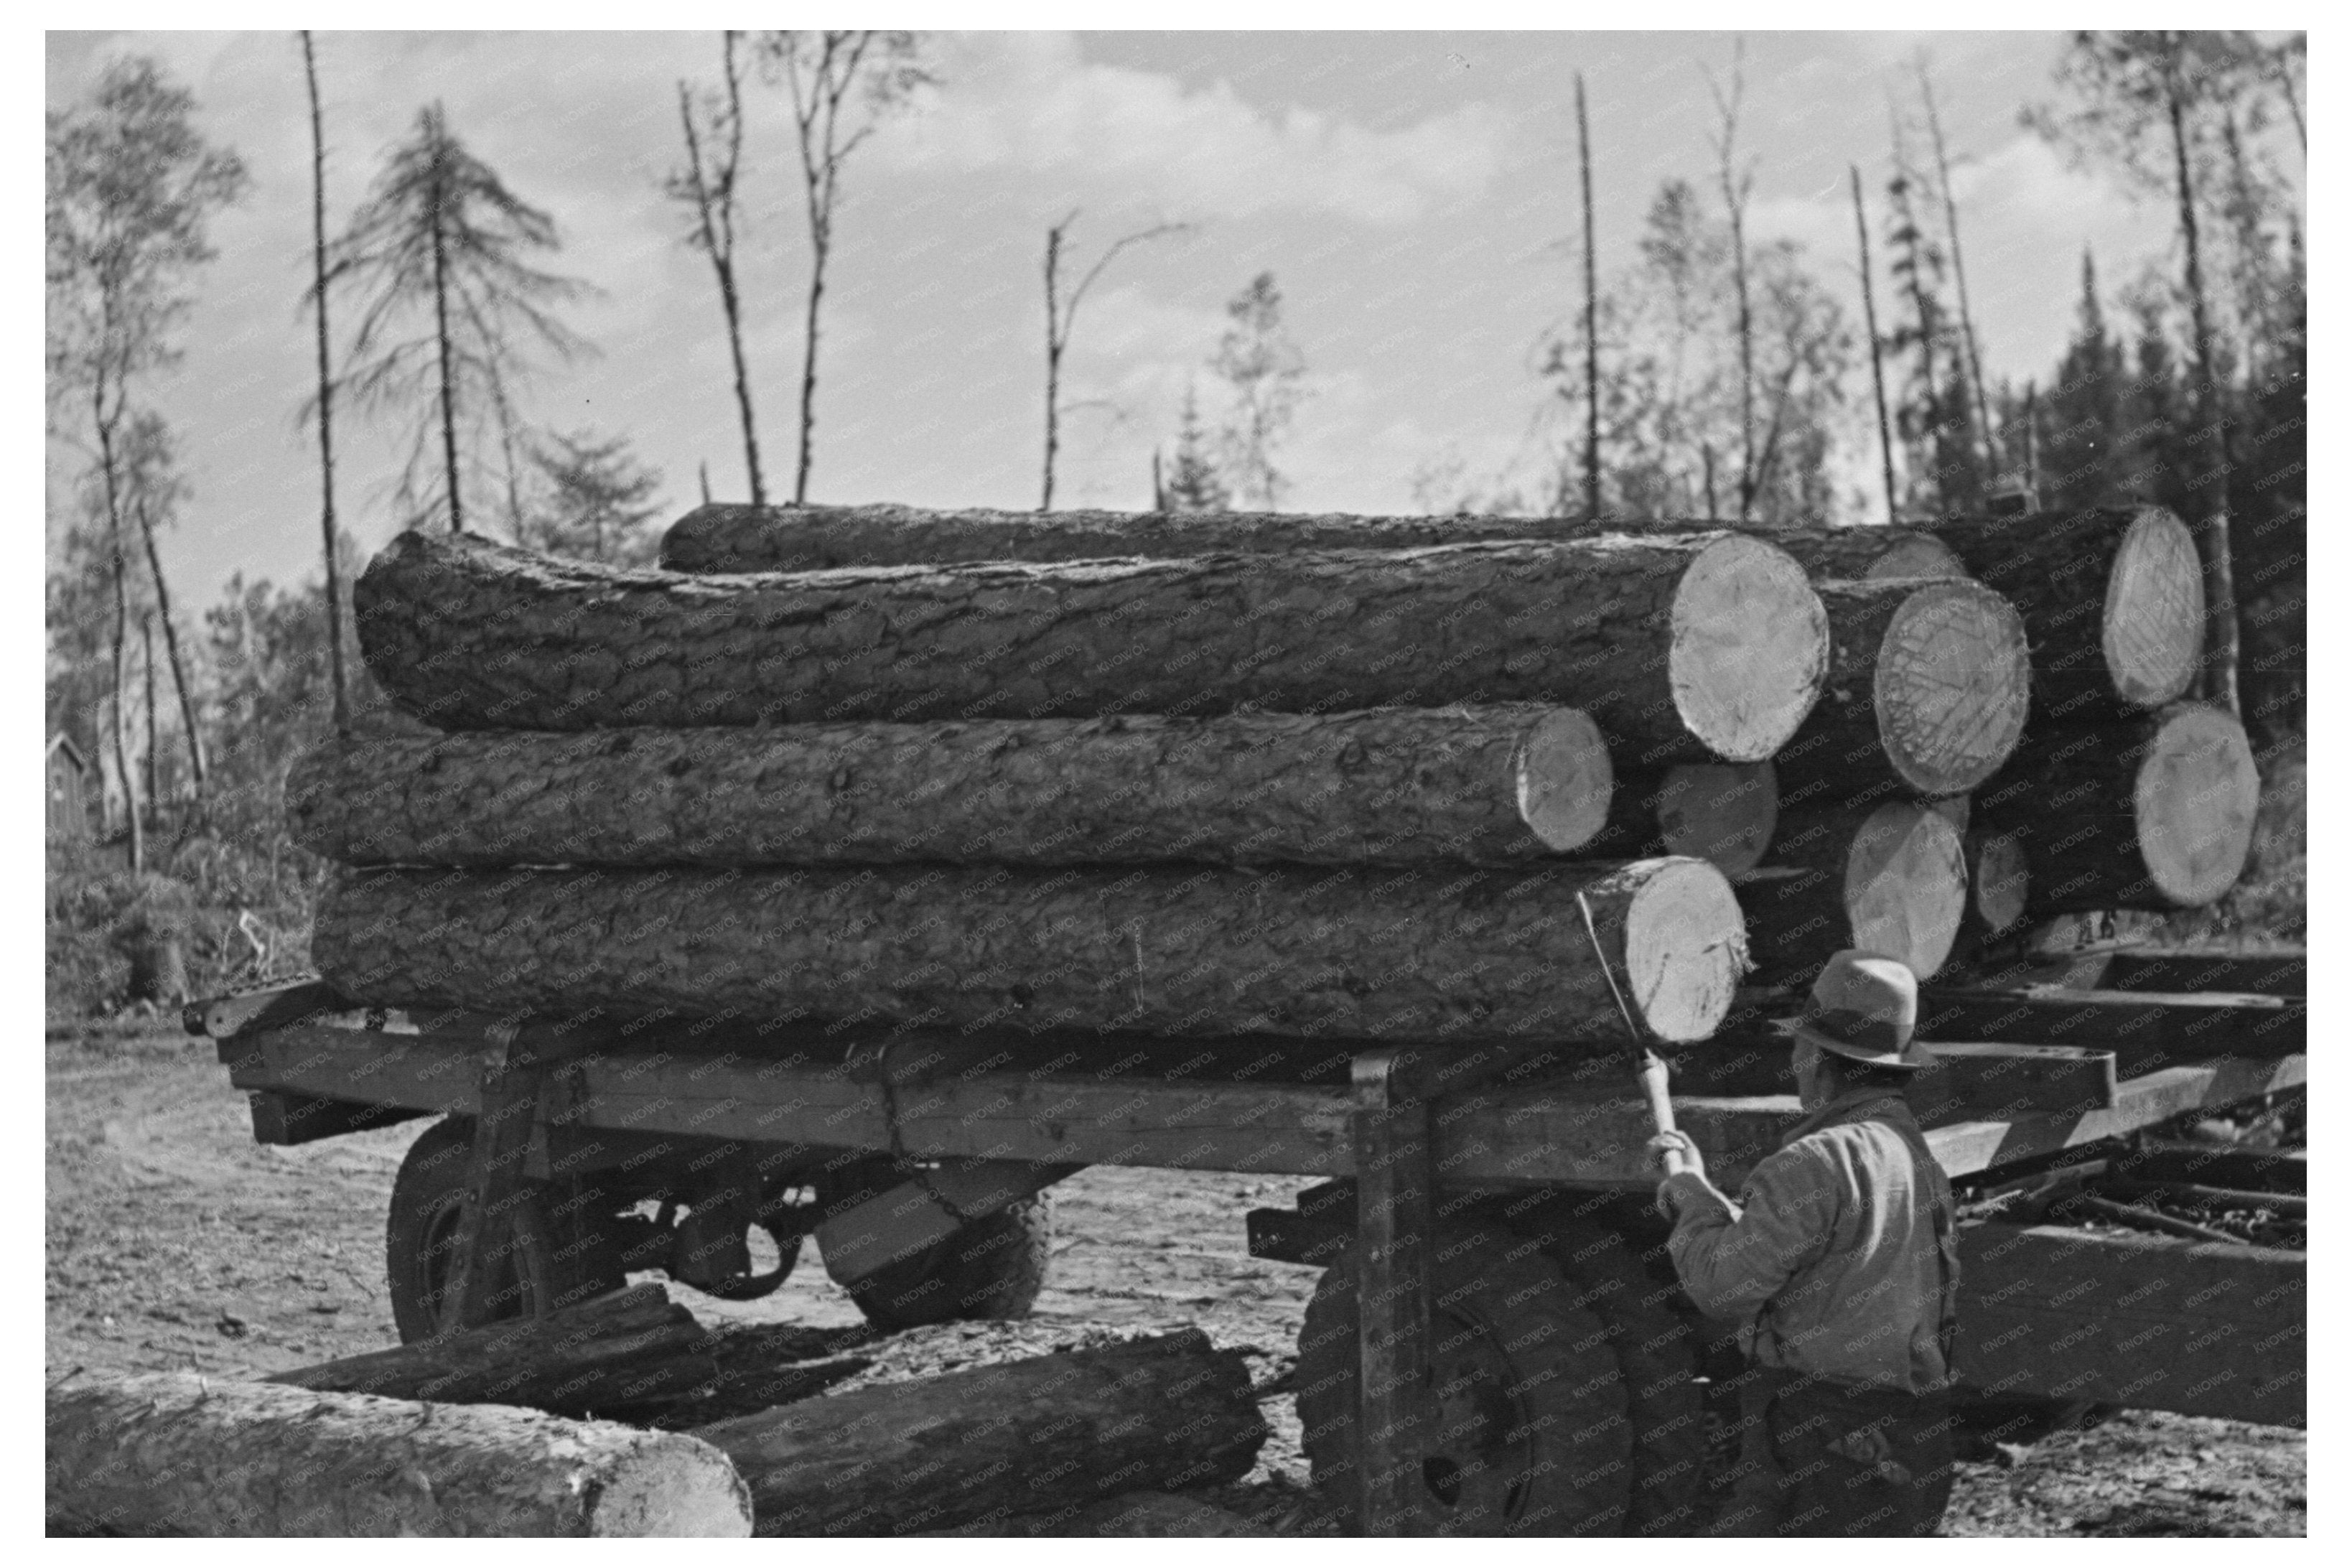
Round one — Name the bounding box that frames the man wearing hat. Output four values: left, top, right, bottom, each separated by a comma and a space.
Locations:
1648, 950, 1961, 1537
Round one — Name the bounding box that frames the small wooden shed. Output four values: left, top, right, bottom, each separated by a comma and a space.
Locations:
47, 733, 93, 842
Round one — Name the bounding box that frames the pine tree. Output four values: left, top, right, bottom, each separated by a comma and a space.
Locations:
1162, 384, 1228, 513
513, 429, 666, 566
2041, 252, 2127, 510
1210, 273, 1306, 510
331, 102, 595, 533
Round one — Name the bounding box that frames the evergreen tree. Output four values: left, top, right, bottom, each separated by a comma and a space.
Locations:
1210, 273, 1307, 510
2040, 251, 2127, 510
330, 102, 595, 533
514, 429, 666, 566
1162, 385, 1229, 513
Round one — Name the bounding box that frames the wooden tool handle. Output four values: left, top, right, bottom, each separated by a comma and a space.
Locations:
1638, 1050, 1687, 1175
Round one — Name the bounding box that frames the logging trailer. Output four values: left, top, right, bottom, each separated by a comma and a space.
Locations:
190, 941, 2305, 1536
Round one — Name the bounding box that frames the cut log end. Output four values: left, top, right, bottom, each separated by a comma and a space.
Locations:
2134, 704, 2259, 905
1515, 708, 1613, 851
1667, 536, 1826, 763
1863, 536, 1970, 581
1969, 830, 2030, 935
1621, 857, 1748, 1042
589, 1437, 759, 1537
1655, 762, 1777, 874
1844, 803, 1969, 981
2104, 508, 2207, 709
1873, 581, 2031, 795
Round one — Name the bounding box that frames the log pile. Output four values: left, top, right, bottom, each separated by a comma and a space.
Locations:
310, 496, 2249, 1046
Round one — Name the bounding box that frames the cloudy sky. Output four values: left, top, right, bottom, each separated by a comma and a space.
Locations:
46, 28, 2292, 610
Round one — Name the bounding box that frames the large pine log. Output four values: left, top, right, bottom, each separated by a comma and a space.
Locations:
355, 527, 1827, 763
1928, 505, 2206, 714
1773, 579, 2030, 804
45, 1371, 750, 1536
663, 501, 1974, 580
1974, 703, 2259, 916
691, 1330, 1264, 1536
271, 1283, 716, 1418
1588, 762, 1778, 874
1738, 801, 1969, 984
312, 856, 1749, 1047
286, 705, 1615, 868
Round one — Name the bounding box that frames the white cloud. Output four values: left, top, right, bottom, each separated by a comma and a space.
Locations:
874, 32, 1514, 226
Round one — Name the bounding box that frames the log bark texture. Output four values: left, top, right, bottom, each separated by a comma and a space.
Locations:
271, 1283, 716, 1419
354, 527, 1826, 763
1773, 579, 2030, 805
286, 705, 1615, 868
663, 501, 1971, 581
1738, 801, 1969, 984
690, 1330, 1264, 1536
1928, 505, 2206, 714
1587, 762, 1778, 874
1974, 703, 2259, 915
311, 856, 1750, 1047
45, 1370, 750, 1536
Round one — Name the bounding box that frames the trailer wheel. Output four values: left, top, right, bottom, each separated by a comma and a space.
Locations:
384, 1116, 627, 1343
1533, 1215, 1709, 1534
1294, 1224, 1634, 1535
814, 1159, 1054, 1330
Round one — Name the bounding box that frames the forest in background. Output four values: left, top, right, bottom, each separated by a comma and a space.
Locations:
45, 31, 2306, 1019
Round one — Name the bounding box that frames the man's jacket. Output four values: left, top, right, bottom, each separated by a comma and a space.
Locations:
1664, 1087, 1959, 1394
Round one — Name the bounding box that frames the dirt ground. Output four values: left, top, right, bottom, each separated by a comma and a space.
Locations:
47, 1022, 2305, 1538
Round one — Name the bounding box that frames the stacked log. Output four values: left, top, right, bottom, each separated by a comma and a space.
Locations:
353, 526, 1826, 764
287, 705, 1617, 869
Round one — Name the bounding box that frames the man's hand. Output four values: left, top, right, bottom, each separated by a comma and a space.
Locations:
1647, 1129, 1705, 1180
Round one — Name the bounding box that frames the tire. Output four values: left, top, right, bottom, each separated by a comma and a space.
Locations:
814, 1157, 1055, 1331
1529, 1210, 1710, 1534
384, 1116, 627, 1344
1294, 1223, 1635, 1536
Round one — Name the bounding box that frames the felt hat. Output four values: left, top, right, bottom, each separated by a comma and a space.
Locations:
1778, 950, 1926, 1070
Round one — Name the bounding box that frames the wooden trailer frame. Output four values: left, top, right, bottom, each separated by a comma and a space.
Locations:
195, 977, 2305, 1536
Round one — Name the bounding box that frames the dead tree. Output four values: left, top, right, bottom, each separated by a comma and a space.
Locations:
668, 31, 765, 508
1042, 211, 1188, 510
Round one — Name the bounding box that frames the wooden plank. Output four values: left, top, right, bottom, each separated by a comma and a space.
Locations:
1917, 986, 2304, 1068
1352, 1047, 1437, 1537
2100, 950, 2305, 997
1955, 1219, 2304, 1428
1924, 1057, 2306, 1178
220, 1024, 2303, 1190
189, 976, 353, 1041
2119, 1142, 2305, 1195
248, 1089, 428, 1146
1905, 1043, 2117, 1123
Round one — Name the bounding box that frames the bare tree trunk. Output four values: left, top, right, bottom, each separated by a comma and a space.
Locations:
134, 495, 207, 790
1709, 45, 1757, 519
677, 32, 764, 508
1042, 218, 1065, 510
2023, 380, 2040, 498
1918, 64, 1997, 483
111, 531, 141, 875
141, 612, 158, 816
430, 149, 463, 533
1852, 165, 1900, 525
1577, 72, 1600, 521
2165, 38, 2240, 718
795, 233, 824, 504
303, 29, 349, 729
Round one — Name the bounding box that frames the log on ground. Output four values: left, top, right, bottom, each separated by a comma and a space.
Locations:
271, 1282, 716, 1419
1773, 578, 2031, 807
662, 502, 1972, 581
45, 1370, 750, 1536
311, 856, 1750, 1047
1974, 703, 2259, 915
353, 527, 1826, 764
690, 1330, 1264, 1536
1738, 802, 1969, 984
1586, 762, 1778, 874
1929, 505, 2205, 714
286, 705, 1615, 868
